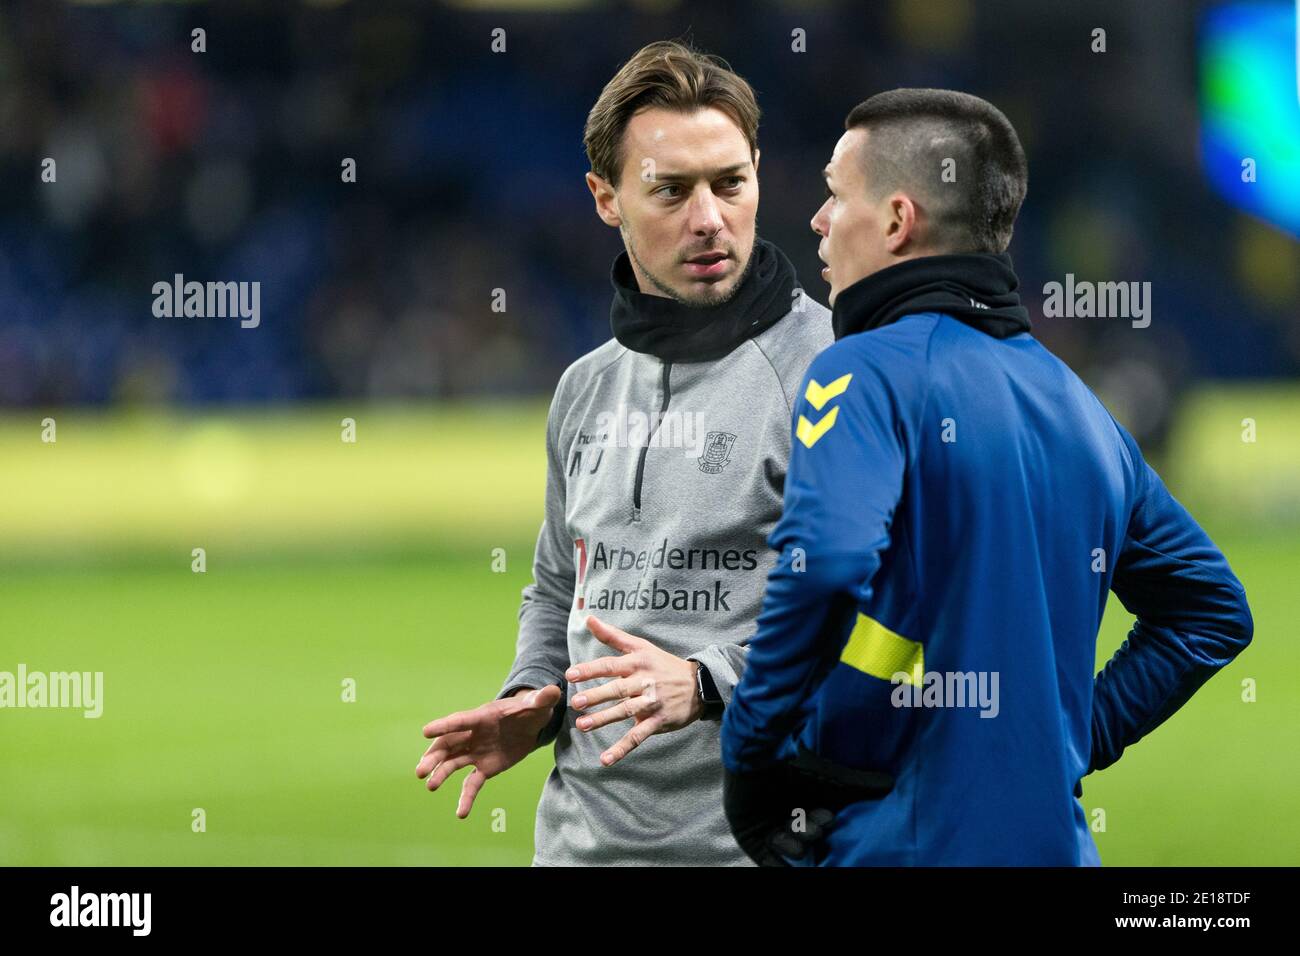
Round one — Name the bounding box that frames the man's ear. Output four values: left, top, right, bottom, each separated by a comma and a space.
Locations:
586, 171, 622, 228
884, 193, 919, 254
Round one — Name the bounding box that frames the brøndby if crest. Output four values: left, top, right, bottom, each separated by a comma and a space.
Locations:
698, 431, 737, 474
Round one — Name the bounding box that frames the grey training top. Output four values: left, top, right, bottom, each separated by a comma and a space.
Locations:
500, 293, 833, 866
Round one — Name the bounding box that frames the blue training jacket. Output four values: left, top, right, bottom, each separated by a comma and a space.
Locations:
720, 311, 1253, 866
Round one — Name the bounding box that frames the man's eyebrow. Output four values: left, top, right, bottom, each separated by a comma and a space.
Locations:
651, 162, 751, 182
823, 165, 832, 181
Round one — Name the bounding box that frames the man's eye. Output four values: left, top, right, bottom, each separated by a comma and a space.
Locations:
719, 176, 744, 190
656, 184, 682, 198
825, 184, 834, 199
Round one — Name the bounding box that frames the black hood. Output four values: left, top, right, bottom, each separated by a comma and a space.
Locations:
831, 251, 1032, 341
609, 237, 799, 363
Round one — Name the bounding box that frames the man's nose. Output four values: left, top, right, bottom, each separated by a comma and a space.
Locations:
811, 199, 829, 237
688, 188, 724, 237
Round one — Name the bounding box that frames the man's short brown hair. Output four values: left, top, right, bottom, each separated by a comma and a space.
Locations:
845, 88, 1028, 254
584, 40, 760, 188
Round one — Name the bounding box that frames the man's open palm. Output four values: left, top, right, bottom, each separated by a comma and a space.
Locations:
416, 684, 562, 818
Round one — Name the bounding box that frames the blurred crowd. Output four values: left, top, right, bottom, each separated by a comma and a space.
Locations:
0, 0, 1295, 449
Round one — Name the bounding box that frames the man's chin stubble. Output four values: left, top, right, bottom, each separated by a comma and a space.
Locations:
629, 241, 754, 309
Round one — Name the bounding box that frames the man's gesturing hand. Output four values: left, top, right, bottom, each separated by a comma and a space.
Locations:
415, 684, 562, 818
566, 615, 704, 767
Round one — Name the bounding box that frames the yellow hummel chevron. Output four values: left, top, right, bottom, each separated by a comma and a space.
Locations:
796, 406, 839, 448
804, 373, 853, 411
840, 613, 924, 684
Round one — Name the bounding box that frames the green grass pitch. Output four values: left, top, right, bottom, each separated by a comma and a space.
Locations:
0, 397, 1295, 865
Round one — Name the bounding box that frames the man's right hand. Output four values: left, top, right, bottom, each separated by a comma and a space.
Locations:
416, 685, 563, 818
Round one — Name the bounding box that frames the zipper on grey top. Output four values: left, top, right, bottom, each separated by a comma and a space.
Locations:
632, 360, 672, 521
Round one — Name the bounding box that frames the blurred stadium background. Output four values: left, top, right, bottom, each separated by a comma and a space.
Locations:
0, 0, 1297, 865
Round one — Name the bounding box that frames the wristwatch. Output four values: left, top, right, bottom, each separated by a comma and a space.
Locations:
691, 660, 725, 721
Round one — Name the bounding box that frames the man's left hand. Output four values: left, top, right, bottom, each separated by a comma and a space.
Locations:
565, 615, 704, 766
724, 746, 896, 866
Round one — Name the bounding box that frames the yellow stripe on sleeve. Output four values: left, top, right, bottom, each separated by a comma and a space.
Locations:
839, 613, 924, 685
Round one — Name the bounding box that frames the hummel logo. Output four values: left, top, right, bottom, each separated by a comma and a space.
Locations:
797, 406, 839, 448
804, 373, 852, 410
797, 374, 852, 448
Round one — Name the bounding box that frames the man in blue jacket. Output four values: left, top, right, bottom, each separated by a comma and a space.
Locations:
720, 88, 1254, 866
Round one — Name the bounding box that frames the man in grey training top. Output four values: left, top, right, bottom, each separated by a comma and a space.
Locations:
416, 40, 832, 865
